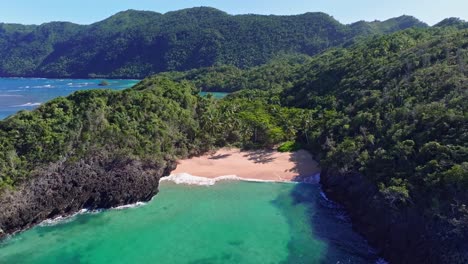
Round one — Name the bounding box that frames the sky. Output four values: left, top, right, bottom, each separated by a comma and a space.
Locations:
0, 0, 466, 26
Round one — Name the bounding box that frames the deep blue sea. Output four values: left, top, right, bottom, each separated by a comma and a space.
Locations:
0, 78, 139, 120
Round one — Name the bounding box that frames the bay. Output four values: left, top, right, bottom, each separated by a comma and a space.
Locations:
0, 181, 381, 263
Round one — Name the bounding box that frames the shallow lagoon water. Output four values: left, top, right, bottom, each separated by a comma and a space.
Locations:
0, 181, 380, 263
199, 91, 229, 99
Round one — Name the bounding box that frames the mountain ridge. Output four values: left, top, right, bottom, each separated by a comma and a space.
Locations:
0, 7, 428, 78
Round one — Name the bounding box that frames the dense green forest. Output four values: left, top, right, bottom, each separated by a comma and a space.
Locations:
0, 78, 228, 189
0, 13, 467, 262
0, 7, 427, 78
0, 78, 307, 189
154, 26, 468, 262
284, 27, 468, 262
156, 54, 313, 93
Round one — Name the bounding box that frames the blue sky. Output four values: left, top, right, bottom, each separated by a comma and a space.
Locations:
0, 0, 466, 26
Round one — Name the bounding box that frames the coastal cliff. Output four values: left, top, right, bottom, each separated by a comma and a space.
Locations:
0, 78, 208, 238
0, 150, 176, 237
320, 168, 468, 264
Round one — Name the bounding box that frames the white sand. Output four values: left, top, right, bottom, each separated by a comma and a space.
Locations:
171, 148, 320, 182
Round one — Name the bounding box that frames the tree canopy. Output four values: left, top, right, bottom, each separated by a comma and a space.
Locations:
0, 7, 427, 78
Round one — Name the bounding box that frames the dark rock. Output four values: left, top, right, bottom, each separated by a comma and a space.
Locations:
0, 150, 175, 238
320, 168, 468, 264
98, 81, 110, 86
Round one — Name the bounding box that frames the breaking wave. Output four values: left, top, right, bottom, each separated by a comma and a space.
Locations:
161, 173, 281, 186
12, 102, 41, 107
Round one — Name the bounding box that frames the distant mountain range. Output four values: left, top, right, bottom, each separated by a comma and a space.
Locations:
0, 7, 431, 78
0, 7, 467, 263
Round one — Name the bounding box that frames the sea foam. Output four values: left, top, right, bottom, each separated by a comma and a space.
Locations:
161, 173, 244, 186
32, 85, 53, 88
160, 173, 287, 186
37, 202, 147, 227
38, 209, 90, 227
13, 102, 41, 107
114, 202, 147, 210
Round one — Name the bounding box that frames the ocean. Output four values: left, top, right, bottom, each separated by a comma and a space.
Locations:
0, 78, 139, 120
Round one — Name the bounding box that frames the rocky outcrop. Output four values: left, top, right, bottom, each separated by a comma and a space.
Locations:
0, 151, 176, 238
320, 168, 468, 264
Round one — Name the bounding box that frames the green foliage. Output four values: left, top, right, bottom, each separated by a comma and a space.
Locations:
0, 77, 219, 189
274, 29, 468, 246
149, 26, 468, 258
0, 7, 427, 78
157, 54, 312, 93
0, 17, 466, 261
279, 28, 468, 218
277, 141, 302, 152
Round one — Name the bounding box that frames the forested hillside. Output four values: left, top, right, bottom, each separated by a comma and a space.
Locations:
0, 12, 466, 263
0, 78, 217, 189
156, 54, 313, 93
282, 27, 468, 263
0, 7, 427, 78
151, 26, 468, 263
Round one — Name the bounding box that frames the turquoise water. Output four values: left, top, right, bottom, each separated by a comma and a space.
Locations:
199, 91, 229, 99
0, 181, 380, 263
0, 78, 139, 120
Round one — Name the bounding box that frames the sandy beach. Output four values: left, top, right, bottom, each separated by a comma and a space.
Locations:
172, 148, 320, 182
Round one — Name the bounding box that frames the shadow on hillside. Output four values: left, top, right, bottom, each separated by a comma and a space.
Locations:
271, 150, 379, 263
242, 150, 275, 164
288, 150, 320, 183
277, 182, 380, 263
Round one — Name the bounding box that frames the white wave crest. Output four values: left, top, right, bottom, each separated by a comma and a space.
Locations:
37, 201, 149, 228
13, 102, 41, 107
161, 173, 280, 186
38, 208, 88, 227
32, 85, 54, 88
161, 173, 242, 186
67, 82, 90, 88
114, 202, 146, 210
320, 190, 332, 202
39, 215, 75, 227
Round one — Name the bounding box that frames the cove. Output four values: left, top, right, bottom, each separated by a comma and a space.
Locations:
0, 181, 382, 263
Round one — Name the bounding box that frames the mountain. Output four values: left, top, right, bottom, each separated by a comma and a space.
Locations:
434, 17, 468, 29
0, 10, 465, 264
349, 15, 428, 35
0, 7, 427, 78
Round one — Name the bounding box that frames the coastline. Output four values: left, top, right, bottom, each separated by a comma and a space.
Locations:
171, 148, 321, 183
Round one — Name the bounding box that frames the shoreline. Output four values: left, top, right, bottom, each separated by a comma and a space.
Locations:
171, 148, 321, 183
0, 148, 320, 240
161, 172, 322, 186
